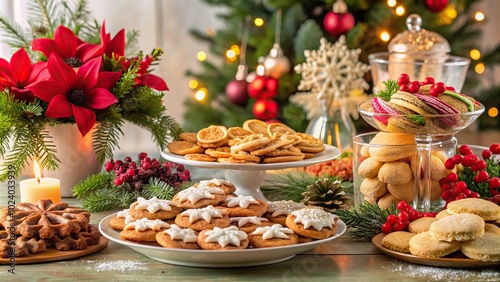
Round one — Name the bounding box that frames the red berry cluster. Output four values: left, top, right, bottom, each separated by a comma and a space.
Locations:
442, 144, 500, 205
381, 201, 437, 234
396, 73, 455, 97
105, 152, 190, 191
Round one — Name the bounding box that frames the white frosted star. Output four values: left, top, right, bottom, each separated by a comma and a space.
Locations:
180, 205, 226, 223
225, 195, 259, 208
204, 226, 247, 247
252, 224, 293, 240
135, 197, 177, 213
176, 187, 225, 204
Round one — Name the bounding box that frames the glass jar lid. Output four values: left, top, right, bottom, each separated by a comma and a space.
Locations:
388, 14, 450, 55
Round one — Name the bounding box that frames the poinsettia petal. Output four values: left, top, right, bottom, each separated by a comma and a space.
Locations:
95, 71, 121, 89
27, 80, 66, 102
45, 95, 73, 118
140, 73, 169, 91
77, 57, 101, 90
47, 54, 77, 92
105, 29, 125, 57
53, 25, 78, 58
72, 105, 96, 137
9, 48, 32, 84
76, 43, 104, 63
100, 21, 111, 44
86, 88, 117, 109
27, 62, 48, 83
0, 58, 14, 85
31, 38, 59, 58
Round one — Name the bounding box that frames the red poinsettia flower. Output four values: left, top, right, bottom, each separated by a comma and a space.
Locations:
100, 21, 125, 58
122, 55, 168, 91
0, 48, 48, 102
31, 25, 103, 67
28, 55, 120, 136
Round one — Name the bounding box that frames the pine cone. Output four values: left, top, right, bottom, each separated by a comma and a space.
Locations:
301, 178, 351, 212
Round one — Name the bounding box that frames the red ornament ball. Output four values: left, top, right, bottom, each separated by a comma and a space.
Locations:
323, 11, 355, 37
225, 79, 249, 106
424, 0, 448, 13
252, 99, 279, 121
248, 75, 278, 100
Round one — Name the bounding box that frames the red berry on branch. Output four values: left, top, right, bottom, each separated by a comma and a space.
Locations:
444, 158, 455, 170
408, 209, 420, 221
474, 170, 489, 183
490, 143, 500, 154
461, 155, 477, 167
482, 149, 492, 159
445, 86, 455, 92
381, 223, 392, 234
114, 177, 123, 186
459, 145, 473, 156
396, 200, 409, 211
386, 214, 398, 225
398, 211, 409, 222
393, 221, 405, 231
451, 155, 462, 165
408, 81, 420, 93
456, 181, 467, 191
489, 177, 500, 189
399, 84, 410, 92
470, 192, 481, 198
398, 74, 410, 85
423, 77, 435, 85
475, 160, 487, 171
447, 173, 458, 183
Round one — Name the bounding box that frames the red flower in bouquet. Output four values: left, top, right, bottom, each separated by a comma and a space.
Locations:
0, 48, 47, 102
28, 55, 120, 136
31, 25, 103, 67
100, 21, 125, 58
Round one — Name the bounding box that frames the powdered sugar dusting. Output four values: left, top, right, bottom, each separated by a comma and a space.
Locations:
383, 262, 499, 281
83, 260, 148, 272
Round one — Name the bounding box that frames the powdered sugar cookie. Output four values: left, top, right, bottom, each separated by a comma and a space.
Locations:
174, 205, 230, 231
197, 226, 249, 250
219, 195, 268, 217
249, 224, 299, 248
229, 216, 272, 233
120, 218, 170, 242
172, 186, 226, 209
130, 197, 182, 220
109, 209, 136, 230
285, 208, 338, 239
265, 200, 306, 226
155, 224, 199, 249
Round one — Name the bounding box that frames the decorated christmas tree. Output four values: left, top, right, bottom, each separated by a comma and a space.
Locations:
183, 0, 500, 132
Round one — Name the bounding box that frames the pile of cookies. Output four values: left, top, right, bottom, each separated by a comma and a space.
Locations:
110, 178, 339, 250
381, 198, 500, 262
166, 119, 325, 164
0, 199, 101, 258
356, 132, 450, 208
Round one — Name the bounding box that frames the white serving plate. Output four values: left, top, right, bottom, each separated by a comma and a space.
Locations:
99, 213, 346, 268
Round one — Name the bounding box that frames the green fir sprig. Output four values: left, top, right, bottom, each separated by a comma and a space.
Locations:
374, 79, 399, 101
335, 201, 398, 242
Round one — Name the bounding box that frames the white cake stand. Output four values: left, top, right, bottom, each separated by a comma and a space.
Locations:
160, 145, 341, 200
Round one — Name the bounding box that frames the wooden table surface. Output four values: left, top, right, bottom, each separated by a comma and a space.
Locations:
1, 193, 499, 281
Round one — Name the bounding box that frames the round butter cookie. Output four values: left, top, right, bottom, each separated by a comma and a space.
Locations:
357, 157, 383, 178
197, 226, 249, 250
242, 119, 268, 135
429, 213, 485, 242
155, 224, 199, 249
109, 209, 135, 230
377, 193, 400, 209
381, 231, 416, 253
377, 161, 412, 185
367, 132, 416, 162
485, 223, 500, 235
166, 141, 204, 155
409, 231, 461, 258
360, 177, 387, 198
408, 217, 437, 234
435, 209, 452, 220
229, 217, 272, 234
174, 205, 230, 231
179, 132, 198, 143
204, 147, 231, 158
461, 233, 500, 262
197, 125, 228, 144
285, 208, 338, 239
387, 180, 413, 203
250, 135, 295, 156
184, 153, 217, 162
230, 134, 271, 152
227, 126, 252, 139
262, 154, 305, 163
130, 197, 182, 220
446, 198, 500, 221
265, 200, 306, 226
120, 218, 170, 242
219, 195, 268, 217
250, 224, 299, 248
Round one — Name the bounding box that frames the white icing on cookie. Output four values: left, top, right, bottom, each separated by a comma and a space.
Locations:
197, 178, 233, 188
230, 216, 269, 227
134, 197, 178, 213
252, 224, 294, 240
179, 205, 227, 223
116, 209, 135, 224
267, 200, 306, 217
175, 187, 225, 204
123, 218, 170, 231
225, 195, 259, 208
164, 224, 198, 243
291, 208, 337, 231
204, 226, 247, 247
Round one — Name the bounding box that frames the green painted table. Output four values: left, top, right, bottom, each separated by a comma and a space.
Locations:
1, 194, 498, 281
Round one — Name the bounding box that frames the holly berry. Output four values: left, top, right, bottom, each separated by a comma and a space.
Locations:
397, 74, 410, 86
408, 81, 420, 93
386, 214, 398, 225
423, 77, 435, 85
381, 223, 393, 234
490, 143, 500, 154
392, 221, 405, 231
459, 144, 473, 156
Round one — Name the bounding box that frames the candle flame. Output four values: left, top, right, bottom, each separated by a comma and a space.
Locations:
34, 159, 41, 183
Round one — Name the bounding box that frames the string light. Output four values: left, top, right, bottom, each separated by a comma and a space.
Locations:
254, 17, 264, 27
380, 31, 391, 42
387, 0, 397, 8
195, 87, 207, 102
475, 11, 485, 21
188, 80, 198, 89
256, 64, 266, 76
474, 62, 485, 74
230, 45, 240, 55
488, 107, 498, 118
225, 49, 237, 62
395, 5, 405, 16
197, 51, 207, 61
470, 49, 481, 60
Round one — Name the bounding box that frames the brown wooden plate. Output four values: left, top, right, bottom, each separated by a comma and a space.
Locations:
372, 233, 500, 269
0, 236, 108, 265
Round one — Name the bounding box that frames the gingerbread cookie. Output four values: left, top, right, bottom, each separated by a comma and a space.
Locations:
195, 178, 236, 194
130, 197, 182, 220
265, 200, 306, 226
120, 218, 170, 242
174, 205, 230, 231
172, 186, 226, 209
155, 224, 199, 249
219, 195, 268, 217
197, 226, 249, 250
285, 208, 338, 239
249, 224, 299, 248
109, 208, 136, 230
229, 216, 272, 233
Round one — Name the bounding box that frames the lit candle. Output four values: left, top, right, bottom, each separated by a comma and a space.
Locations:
20, 160, 61, 203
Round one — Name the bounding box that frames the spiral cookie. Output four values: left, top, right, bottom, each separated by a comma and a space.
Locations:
155, 224, 200, 249
285, 208, 338, 239
130, 197, 182, 220
249, 224, 299, 248
174, 205, 230, 231
197, 226, 249, 250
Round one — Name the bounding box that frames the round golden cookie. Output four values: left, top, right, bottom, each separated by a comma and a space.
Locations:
197, 226, 249, 250
357, 157, 383, 178
242, 119, 268, 135
120, 218, 170, 242
172, 186, 226, 209
296, 144, 326, 154
179, 132, 198, 143
264, 146, 303, 157
250, 135, 295, 156
262, 154, 305, 163
408, 217, 437, 234
166, 141, 205, 155
377, 193, 400, 209
295, 133, 323, 147
174, 206, 230, 231
267, 122, 296, 136
184, 153, 217, 162
387, 179, 414, 203
155, 224, 200, 249
230, 150, 261, 163
367, 132, 416, 162
197, 139, 228, 148
229, 217, 273, 234
217, 157, 255, 164
230, 134, 271, 152
265, 200, 306, 226
360, 177, 387, 198
381, 231, 416, 253
378, 161, 412, 185
109, 209, 135, 230
302, 152, 317, 159
204, 147, 231, 158
249, 224, 299, 248
446, 198, 500, 221
195, 178, 236, 194
409, 231, 461, 258
129, 198, 182, 220
485, 223, 500, 235
219, 196, 269, 217
429, 213, 485, 242
461, 233, 500, 262
197, 125, 228, 144
435, 209, 452, 220
227, 126, 253, 139
285, 208, 338, 239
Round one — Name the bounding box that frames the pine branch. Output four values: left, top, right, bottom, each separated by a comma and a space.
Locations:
36, 128, 60, 171
92, 119, 124, 163
0, 16, 31, 50
80, 187, 136, 212
72, 172, 115, 198
30, 0, 58, 34
141, 178, 177, 200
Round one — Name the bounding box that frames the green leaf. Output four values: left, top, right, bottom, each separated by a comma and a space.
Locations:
375, 79, 399, 101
